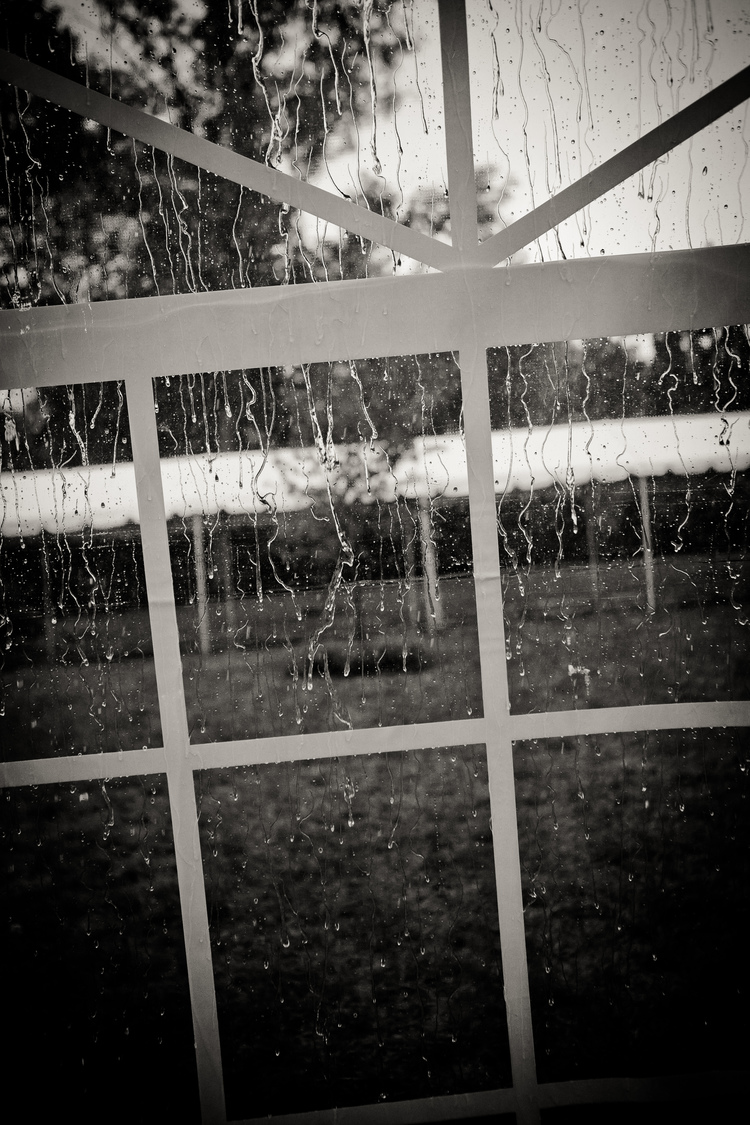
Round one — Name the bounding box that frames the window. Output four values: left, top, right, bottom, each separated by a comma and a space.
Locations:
1, 3, 748, 1123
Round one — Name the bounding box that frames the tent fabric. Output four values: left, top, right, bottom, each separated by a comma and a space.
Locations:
2, 411, 747, 538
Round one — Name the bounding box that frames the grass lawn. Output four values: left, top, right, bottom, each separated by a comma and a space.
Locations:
3, 558, 746, 758
514, 728, 749, 1084
1, 556, 748, 1119
503, 556, 749, 711
197, 746, 509, 1117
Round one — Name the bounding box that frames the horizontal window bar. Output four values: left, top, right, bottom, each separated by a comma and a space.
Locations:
2, 245, 748, 389
4, 701, 749, 789
510, 701, 750, 741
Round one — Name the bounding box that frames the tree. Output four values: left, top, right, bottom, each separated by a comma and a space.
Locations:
0, 0, 430, 308
487, 326, 750, 431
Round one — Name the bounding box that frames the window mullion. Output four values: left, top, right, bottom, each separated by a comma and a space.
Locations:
458, 327, 540, 1124
125, 375, 227, 1125
3, 246, 748, 391
437, 0, 479, 260
511, 700, 750, 741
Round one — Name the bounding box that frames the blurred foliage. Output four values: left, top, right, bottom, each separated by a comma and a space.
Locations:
1, 380, 132, 470
0, 0, 426, 307
153, 353, 462, 457
489, 325, 750, 427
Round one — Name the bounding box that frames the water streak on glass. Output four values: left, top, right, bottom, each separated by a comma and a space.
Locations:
514, 728, 749, 1083
0, 1, 447, 309
0, 381, 161, 760
488, 327, 750, 713
2, 775, 199, 1123
154, 355, 481, 741
467, 0, 750, 261
197, 744, 509, 1117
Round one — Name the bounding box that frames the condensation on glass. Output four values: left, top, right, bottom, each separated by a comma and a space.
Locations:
487, 326, 750, 713
0, 380, 160, 760
0, 1, 448, 311
514, 728, 750, 1083
153, 354, 481, 741
466, 0, 750, 261
2, 774, 199, 1122
196, 744, 509, 1118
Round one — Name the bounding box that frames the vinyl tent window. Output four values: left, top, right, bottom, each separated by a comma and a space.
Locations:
1, 3, 749, 1124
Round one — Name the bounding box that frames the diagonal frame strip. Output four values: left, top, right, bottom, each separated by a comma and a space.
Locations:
0, 49, 457, 273
477, 63, 750, 266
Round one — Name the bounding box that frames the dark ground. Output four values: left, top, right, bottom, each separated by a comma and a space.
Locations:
1, 559, 748, 1122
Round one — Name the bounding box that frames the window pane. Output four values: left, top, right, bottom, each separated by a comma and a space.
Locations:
514, 728, 749, 1083
154, 356, 481, 741
0, 102, 425, 305
197, 745, 509, 1118
0, 381, 161, 760
467, 0, 750, 261
2, 775, 198, 1123
1, 2, 447, 309
488, 328, 750, 713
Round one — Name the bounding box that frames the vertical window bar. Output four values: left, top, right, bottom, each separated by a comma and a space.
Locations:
126, 376, 227, 1125
437, 2, 538, 1117
438, 0, 479, 259
459, 328, 540, 1125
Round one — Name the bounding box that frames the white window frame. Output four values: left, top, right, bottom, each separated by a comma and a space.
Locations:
1, 4, 749, 1123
